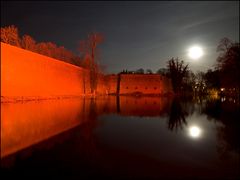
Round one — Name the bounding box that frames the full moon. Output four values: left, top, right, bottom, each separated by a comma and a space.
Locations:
189, 126, 202, 138
188, 46, 203, 59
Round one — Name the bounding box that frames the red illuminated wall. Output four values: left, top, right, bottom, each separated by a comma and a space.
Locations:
103, 74, 173, 95
1, 42, 173, 102
119, 74, 173, 95
1, 42, 91, 102
96, 73, 109, 95
105, 74, 118, 94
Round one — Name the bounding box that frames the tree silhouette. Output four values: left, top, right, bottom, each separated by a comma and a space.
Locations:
167, 58, 189, 94
135, 68, 144, 74
79, 32, 104, 94
203, 98, 240, 156
168, 98, 188, 132
21, 34, 36, 52
146, 69, 153, 74
183, 70, 196, 94
204, 69, 221, 90
216, 38, 240, 94
156, 68, 169, 76
195, 71, 206, 95
1, 25, 21, 47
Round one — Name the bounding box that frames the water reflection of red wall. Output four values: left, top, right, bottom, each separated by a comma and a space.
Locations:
95, 96, 117, 114
1, 96, 172, 158
94, 96, 172, 117
1, 42, 91, 101
1, 99, 89, 158
119, 96, 172, 117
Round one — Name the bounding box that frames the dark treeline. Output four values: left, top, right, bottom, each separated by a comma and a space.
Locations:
120, 38, 239, 98
173, 38, 240, 98
167, 96, 239, 155
1, 25, 82, 67
119, 68, 167, 75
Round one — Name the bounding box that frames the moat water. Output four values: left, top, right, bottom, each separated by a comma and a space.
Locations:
1, 96, 239, 179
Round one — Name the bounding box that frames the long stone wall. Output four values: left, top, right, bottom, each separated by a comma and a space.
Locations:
1, 42, 91, 102
105, 74, 173, 95
105, 74, 118, 94
1, 42, 173, 102
119, 74, 173, 95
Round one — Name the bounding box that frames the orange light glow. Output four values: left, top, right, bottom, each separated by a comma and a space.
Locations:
1, 42, 91, 101
1, 98, 89, 158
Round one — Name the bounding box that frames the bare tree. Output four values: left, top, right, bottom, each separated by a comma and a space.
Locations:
168, 98, 188, 132
167, 57, 189, 94
216, 38, 240, 92
195, 71, 206, 94
79, 32, 104, 94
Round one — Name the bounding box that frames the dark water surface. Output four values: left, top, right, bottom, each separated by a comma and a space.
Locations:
1, 96, 239, 179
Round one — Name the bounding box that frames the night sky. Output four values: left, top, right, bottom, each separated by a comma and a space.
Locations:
1, 1, 239, 73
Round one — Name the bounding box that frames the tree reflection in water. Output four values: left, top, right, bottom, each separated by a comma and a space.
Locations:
167, 98, 188, 132
80, 98, 100, 163
167, 95, 239, 156
203, 97, 240, 156
1, 96, 239, 178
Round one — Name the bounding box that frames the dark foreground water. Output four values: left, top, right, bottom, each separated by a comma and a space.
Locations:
1, 96, 239, 179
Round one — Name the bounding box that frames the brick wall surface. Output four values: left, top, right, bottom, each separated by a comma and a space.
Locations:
119, 74, 173, 95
